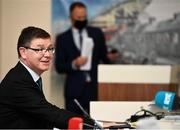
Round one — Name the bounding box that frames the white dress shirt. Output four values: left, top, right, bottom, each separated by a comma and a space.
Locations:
20, 60, 40, 83
72, 28, 88, 50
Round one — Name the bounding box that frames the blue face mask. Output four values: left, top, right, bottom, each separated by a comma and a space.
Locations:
74, 19, 88, 31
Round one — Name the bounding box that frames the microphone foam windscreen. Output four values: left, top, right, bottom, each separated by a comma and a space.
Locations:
68, 117, 83, 130
155, 91, 175, 111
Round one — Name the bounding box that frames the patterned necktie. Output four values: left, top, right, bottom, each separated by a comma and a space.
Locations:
36, 77, 42, 91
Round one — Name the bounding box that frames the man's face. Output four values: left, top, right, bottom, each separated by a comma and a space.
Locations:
20, 38, 53, 75
71, 6, 87, 26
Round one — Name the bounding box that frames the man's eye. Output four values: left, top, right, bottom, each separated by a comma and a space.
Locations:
36, 48, 44, 52
49, 48, 54, 51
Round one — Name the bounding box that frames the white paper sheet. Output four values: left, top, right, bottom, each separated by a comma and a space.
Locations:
80, 37, 94, 71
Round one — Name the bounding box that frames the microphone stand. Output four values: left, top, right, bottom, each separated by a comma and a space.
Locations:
74, 99, 104, 130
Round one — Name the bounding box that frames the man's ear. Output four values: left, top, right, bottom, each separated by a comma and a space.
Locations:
19, 47, 27, 59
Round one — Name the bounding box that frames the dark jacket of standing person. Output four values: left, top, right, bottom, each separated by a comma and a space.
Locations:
55, 2, 111, 114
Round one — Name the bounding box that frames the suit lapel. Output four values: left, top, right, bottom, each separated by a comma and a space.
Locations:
16, 62, 35, 83
86, 27, 93, 38
15, 62, 43, 92
69, 29, 81, 54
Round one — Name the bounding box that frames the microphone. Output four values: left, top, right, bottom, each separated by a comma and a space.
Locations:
74, 99, 89, 118
68, 117, 83, 130
155, 91, 180, 111
74, 99, 104, 130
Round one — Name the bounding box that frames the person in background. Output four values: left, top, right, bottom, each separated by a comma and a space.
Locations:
0, 26, 94, 129
55, 1, 119, 115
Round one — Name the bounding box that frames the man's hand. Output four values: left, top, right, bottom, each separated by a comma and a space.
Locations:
73, 56, 88, 68
107, 52, 119, 62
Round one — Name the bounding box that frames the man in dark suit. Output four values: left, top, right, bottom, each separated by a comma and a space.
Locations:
0, 26, 94, 129
55, 2, 118, 115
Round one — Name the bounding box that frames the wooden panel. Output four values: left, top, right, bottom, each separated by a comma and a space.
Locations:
98, 83, 178, 101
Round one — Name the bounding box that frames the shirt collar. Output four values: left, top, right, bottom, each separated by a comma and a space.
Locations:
72, 27, 86, 34
20, 60, 40, 82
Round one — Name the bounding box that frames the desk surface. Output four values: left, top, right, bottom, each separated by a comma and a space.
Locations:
90, 101, 180, 129
90, 101, 154, 122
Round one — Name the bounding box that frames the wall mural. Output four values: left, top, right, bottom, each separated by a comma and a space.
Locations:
51, 0, 180, 107
52, 0, 180, 65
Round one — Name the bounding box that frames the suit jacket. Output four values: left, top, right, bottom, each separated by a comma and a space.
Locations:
0, 62, 92, 128
55, 26, 110, 98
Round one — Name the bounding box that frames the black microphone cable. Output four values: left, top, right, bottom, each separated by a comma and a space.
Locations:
126, 109, 165, 122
